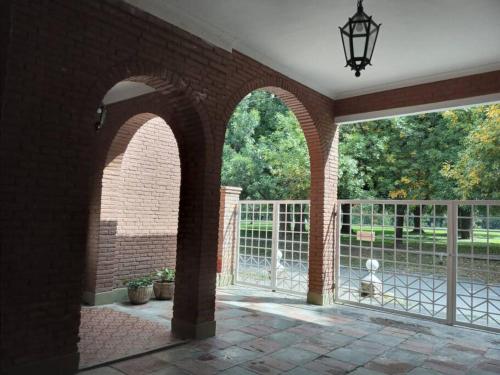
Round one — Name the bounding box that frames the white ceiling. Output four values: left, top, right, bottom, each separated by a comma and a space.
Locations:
124, 0, 500, 99
102, 82, 156, 105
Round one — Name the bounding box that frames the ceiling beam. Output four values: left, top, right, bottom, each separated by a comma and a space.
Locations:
334, 70, 500, 123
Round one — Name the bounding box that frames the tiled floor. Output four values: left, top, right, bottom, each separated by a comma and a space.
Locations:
79, 301, 183, 368
80, 286, 500, 374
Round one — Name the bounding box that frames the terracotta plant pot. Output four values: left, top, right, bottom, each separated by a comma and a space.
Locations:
127, 285, 153, 305
153, 281, 175, 300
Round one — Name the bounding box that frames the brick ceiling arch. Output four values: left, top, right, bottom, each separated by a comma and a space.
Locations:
104, 112, 165, 167
82, 60, 214, 154
223, 77, 336, 170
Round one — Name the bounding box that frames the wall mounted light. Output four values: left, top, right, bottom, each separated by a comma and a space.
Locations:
95, 103, 107, 131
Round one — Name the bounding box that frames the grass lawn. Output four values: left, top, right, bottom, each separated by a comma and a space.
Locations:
239, 222, 500, 281
239, 222, 500, 255
343, 225, 500, 255
240, 221, 273, 232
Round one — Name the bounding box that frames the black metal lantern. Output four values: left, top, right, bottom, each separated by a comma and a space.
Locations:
339, 0, 381, 77
95, 103, 107, 131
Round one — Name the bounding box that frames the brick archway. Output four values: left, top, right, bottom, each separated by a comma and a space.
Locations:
0, 4, 343, 372
83, 71, 221, 343
84, 112, 181, 305
80, 61, 215, 151
224, 78, 338, 305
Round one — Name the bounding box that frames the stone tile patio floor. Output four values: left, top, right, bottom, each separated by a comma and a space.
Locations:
79, 302, 184, 368
80, 286, 500, 375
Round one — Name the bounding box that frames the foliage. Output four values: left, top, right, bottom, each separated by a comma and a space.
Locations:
339, 105, 498, 200
154, 267, 175, 283
441, 105, 500, 199
222, 90, 499, 201
338, 120, 392, 199
222, 90, 310, 199
124, 276, 154, 289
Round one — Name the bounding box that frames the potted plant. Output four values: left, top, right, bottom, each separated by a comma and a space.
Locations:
153, 267, 175, 300
124, 276, 154, 305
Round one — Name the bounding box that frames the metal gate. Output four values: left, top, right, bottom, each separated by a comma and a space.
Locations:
335, 200, 500, 331
236, 200, 310, 294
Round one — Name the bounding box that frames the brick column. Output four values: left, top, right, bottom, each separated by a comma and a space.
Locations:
216, 186, 242, 287
171, 155, 220, 340
307, 125, 339, 305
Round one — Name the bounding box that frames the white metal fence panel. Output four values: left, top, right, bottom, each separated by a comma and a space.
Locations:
276, 202, 310, 293
236, 200, 310, 294
237, 202, 274, 288
336, 200, 449, 320
335, 199, 500, 331
455, 202, 500, 329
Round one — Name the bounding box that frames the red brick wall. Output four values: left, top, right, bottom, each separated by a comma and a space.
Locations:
114, 116, 180, 286
335, 70, 500, 117
85, 111, 180, 296
84, 104, 181, 299
0, 0, 11, 117
0, 1, 337, 372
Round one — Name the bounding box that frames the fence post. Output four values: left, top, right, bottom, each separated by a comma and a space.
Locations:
234, 202, 241, 285
446, 201, 457, 325
334, 202, 341, 300
270, 202, 280, 291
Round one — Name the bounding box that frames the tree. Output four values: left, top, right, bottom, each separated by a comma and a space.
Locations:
338, 120, 391, 233
440, 105, 498, 238
260, 112, 310, 199
221, 90, 310, 200
442, 105, 500, 200
338, 120, 392, 199
384, 112, 470, 234
223, 89, 498, 212
337, 108, 496, 239
242, 90, 289, 139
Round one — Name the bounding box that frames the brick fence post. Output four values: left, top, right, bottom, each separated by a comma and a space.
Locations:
216, 186, 242, 286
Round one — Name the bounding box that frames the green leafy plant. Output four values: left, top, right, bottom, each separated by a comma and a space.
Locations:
154, 267, 175, 283
124, 276, 154, 289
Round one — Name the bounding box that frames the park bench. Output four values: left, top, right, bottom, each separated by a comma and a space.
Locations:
356, 231, 376, 242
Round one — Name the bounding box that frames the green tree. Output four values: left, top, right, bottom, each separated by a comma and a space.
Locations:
338, 120, 392, 233
221, 90, 310, 200
243, 90, 289, 139
223, 90, 498, 209
338, 120, 393, 199
260, 112, 310, 199
442, 105, 500, 200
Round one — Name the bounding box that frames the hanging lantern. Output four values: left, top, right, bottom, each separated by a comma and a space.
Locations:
339, 0, 381, 77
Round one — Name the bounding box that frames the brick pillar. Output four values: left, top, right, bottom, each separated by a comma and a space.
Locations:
171, 155, 220, 340
216, 186, 242, 287
307, 125, 339, 305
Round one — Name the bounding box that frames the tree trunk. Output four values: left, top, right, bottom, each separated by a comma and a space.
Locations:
458, 206, 472, 239
340, 203, 352, 234
396, 204, 407, 246
293, 215, 303, 232
411, 205, 424, 234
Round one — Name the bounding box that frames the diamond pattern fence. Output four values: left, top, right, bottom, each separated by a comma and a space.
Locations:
236, 200, 310, 294
335, 200, 500, 331
456, 202, 500, 329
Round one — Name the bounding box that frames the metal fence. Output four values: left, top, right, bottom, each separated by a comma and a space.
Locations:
233, 198, 499, 330
236, 200, 310, 294
335, 200, 500, 331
